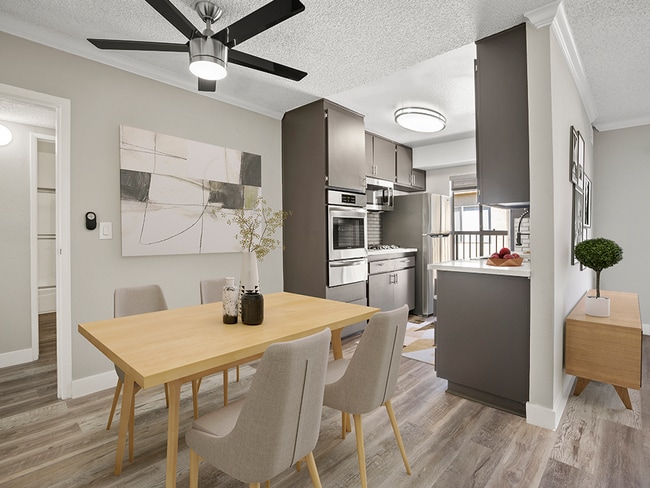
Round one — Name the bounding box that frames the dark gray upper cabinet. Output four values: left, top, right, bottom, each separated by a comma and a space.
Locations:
368, 134, 397, 182
475, 23, 529, 206
394, 144, 425, 191
325, 101, 366, 193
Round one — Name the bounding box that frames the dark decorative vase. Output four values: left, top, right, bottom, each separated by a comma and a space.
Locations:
241, 291, 264, 325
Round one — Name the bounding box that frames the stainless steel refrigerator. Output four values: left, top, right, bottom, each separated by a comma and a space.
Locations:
383, 193, 452, 316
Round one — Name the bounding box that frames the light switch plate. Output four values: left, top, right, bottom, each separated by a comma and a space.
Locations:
99, 221, 112, 240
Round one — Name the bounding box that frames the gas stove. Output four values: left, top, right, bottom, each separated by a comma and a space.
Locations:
368, 244, 401, 251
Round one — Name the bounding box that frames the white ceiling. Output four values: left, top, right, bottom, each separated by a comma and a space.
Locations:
0, 0, 648, 149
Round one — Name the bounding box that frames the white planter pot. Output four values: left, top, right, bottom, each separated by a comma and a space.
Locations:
585, 296, 610, 317
239, 251, 260, 292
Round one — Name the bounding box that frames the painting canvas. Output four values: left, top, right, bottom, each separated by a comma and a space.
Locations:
583, 174, 592, 228
576, 131, 585, 189
569, 126, 579, 184
119, 126, 262, 257
571, 185, 584, 265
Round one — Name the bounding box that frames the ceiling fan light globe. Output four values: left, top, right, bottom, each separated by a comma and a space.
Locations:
394, 107, 446, 133
189, 59, 227, 80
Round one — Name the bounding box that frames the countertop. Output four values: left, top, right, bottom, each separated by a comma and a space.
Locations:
428, 259, 531, 278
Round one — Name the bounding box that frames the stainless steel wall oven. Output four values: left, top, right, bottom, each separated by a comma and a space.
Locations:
327, 190, 368, 286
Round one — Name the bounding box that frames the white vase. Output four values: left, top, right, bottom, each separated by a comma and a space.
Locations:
240, 251, 260, 292
585, 295, 610, 317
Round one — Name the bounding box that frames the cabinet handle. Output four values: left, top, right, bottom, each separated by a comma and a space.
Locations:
394, 273, 398, 284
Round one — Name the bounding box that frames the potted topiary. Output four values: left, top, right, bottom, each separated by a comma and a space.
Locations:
574, 237, 623, 317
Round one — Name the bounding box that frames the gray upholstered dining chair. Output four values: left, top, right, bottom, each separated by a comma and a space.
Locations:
322, 304, 411, 488
107, 284, 201, 460
199, 278, 241, 407
185, 328, 331, 488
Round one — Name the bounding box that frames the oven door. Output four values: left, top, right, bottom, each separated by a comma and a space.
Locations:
328, 205, 367, 261
328, 258, 368, 287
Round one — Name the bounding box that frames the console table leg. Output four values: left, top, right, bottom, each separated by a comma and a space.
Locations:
573, 377, 590, 396
613, 385, 633, 410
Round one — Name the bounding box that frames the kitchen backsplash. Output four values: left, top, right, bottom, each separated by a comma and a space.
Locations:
367, 212, 381, 246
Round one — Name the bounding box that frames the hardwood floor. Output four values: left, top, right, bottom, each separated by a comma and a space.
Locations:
1, 320, 648, 487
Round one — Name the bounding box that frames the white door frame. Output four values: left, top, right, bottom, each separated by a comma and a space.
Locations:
1, 82, 72, 399
29, 132, 56, 361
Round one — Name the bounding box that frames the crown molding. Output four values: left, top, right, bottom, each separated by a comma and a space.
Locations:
594, 114, 650, 132
525, 1, 598, 123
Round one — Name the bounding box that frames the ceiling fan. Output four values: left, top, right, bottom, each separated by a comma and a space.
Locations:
88, 0, 307, 92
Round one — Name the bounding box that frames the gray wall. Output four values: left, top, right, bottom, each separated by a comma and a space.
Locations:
0, 120, 54, 357
425, 163, 476, 196
0, 32, 283, 383
594, 124, 650, 330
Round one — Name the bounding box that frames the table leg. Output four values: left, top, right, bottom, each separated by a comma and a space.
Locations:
573, 377, 590, 396
165, 379, 182, 488
613, 385, 633, 409
114, 374, 136, 475
331, 329, 343, 360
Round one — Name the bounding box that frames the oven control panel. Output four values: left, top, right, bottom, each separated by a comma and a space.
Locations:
327, 189, 364, 207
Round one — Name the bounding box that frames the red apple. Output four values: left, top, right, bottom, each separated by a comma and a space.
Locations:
504, 254, 515, 259
490, 253, 500, 259
512, 253, 520, 258
498, 247, 511, 258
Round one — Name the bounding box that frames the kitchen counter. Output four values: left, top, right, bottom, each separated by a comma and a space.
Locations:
429, 259, 531, 278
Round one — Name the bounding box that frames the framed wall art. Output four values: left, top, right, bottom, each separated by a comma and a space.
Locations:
576, 131, 585, 189
583, 174, 592, 228
571, 184, 584, 265
119, 125, 262, 257
569, 125, 579, 184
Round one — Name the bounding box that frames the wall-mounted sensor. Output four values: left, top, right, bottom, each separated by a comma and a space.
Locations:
85, 211, 97, 230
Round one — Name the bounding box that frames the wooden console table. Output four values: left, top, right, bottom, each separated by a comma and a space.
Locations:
565, 290, 642, 409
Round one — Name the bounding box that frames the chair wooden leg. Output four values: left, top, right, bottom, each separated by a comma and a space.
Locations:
189, 449, 200, 488
223, 368, 229, 406
352, 414, 367, 488
265, 481, 270, 488
341, 411, 351, 439
249, 483, 261, 488
305, 452, 322, 488
191, 379, 200, 419
106, 378, 123, 430
237, 365, 241, 382
384, 400, 411, 475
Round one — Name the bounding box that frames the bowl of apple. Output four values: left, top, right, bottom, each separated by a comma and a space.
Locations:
487, 247, 524, 267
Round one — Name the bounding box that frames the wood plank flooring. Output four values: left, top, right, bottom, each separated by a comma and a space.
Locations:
1, 317, 648, 487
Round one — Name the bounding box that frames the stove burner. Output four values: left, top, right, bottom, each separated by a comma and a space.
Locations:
368, 244, 401, 250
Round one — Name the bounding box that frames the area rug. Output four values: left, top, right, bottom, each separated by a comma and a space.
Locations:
403, 315, 435, 365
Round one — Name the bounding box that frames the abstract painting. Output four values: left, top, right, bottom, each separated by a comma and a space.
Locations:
119, 125, 261, 256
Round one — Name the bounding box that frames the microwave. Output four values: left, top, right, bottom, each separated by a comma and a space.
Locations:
366, 177, 394, 211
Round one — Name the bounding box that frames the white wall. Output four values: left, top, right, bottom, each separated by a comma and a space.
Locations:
0, 32, 283, 389
413, 137, 476, 170
594, 124, 650, 333
425, 163, 476, 196
525, 24, 592, 430
0, 120, 54, 365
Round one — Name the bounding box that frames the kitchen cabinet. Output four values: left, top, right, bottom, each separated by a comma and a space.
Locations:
281, 99, 367, 303
435, 267, 530, 416
366, 133, 396, 182
475, 23, 529, 206
368, 255, 415, 312
395, 144, 426, 192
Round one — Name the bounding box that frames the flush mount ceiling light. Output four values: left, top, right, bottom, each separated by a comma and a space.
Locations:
394, 107, 446, 133
0, 124, 13, 146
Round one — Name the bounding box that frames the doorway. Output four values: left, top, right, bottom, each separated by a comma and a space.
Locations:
0, 83, 72, 399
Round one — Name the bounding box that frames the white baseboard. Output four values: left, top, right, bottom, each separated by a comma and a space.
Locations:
526, 375, 576, 431
71, 370, 117, 398
0, 348, 33, 368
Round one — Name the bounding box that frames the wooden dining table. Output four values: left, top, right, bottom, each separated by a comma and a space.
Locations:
78, 291, 379, 488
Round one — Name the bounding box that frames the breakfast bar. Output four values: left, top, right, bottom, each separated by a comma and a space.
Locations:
429, 259, 531, 416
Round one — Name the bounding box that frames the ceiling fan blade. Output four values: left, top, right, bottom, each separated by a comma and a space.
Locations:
144, 0, 202, 40
88, 38, 189, 52
198, 78, 217, 92
216, 0, 305, 47
229, 50, 307, 81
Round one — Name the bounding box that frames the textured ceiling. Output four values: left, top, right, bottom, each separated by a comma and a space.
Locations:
0, 0, 648, 147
